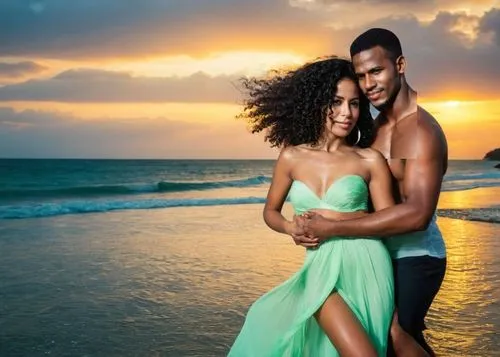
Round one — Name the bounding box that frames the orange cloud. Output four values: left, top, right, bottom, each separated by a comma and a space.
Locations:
0, 106, 276, 159
0, 70, 243, 103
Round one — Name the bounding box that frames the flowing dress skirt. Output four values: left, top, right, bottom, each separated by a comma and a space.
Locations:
228, 238, 394, 357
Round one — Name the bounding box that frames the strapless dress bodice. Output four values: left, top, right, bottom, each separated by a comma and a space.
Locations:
288, 174, 368, 215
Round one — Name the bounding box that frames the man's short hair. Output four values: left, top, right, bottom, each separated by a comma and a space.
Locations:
350, 28, 402, 61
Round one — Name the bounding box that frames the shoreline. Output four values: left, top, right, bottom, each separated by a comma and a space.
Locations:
437, 208, 500, 224
1, 186, 499, 222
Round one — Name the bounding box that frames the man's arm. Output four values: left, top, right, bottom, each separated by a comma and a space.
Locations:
304, 114, 446, 239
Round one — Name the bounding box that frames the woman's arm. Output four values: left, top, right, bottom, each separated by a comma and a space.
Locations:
263, 148, 319, 247
263, 147, 295, 234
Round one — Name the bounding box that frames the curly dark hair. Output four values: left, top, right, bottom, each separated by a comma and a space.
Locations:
238, 56, 374, 148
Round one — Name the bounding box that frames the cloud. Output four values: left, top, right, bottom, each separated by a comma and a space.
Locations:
292, 0, 497, 13
0, 61, 48, 85
0, 0, 331, 59
290, 0, 499, 29
314, 0, 422, 3
480, 7, 500, 45
0, 61, 47, 78
353, 10, 500, 100
0, 69, 243, 103
0, 0, 497, 61
0, 107, 276, 159
0, 1, 499, 101
2, 9, 500, 102
29, 1, 46, 14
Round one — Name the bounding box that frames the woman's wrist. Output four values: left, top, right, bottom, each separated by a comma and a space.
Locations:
283, 220, 294, 236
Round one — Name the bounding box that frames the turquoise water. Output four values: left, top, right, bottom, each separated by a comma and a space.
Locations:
1, 159, 499, 220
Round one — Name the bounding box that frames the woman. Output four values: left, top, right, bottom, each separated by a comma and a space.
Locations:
228, 57, 395, 356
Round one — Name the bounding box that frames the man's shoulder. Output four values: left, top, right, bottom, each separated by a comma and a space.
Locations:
417, 106, 447, 139
415, 106, 448, 160
418, 106, 436, 122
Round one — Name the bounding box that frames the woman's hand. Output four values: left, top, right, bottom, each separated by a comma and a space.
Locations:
302, 210, 369, 241
286, 215, 319, 248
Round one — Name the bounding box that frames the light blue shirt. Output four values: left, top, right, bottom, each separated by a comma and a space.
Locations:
384, 213, 446, 259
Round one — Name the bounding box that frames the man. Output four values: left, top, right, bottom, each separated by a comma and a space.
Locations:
300, 28, 448, 356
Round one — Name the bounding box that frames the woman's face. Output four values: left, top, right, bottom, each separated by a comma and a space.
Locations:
325, 78, 360, 138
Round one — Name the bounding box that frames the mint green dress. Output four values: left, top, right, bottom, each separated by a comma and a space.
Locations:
228, 175, 394, 357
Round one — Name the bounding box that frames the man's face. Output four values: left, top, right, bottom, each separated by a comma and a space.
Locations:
352, 46, 401, 109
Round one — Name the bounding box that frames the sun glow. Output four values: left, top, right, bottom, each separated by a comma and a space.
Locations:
444, 101, 461, 108
107, 51, 306, 78
420, 99, 500, 159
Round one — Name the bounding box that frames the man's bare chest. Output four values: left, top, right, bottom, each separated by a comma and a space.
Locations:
372, 131, 411, 182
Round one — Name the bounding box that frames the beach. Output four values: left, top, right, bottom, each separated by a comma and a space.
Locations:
1, 159, 499, 356
2, 0, 500, 356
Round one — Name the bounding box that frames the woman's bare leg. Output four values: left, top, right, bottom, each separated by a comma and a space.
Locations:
315, 293, 377, 357
391, 312, 430, 357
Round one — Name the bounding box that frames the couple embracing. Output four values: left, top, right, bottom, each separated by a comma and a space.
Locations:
229, 28, 447, 357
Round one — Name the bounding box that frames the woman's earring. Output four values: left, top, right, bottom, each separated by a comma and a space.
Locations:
354, 127, 361, 146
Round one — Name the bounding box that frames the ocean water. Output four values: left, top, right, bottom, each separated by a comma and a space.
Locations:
1, 159, 500, 356
1, 159, 499, 221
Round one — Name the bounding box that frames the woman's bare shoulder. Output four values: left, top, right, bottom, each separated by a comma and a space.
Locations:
277, 145, 309, 164
353, 147, 385, 161
281, 144, 317, 159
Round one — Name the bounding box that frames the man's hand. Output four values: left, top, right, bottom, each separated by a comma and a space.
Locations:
303, 211, 335, 241
287, 215, 319, 248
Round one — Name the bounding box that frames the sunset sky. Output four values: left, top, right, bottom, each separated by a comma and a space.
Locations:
0, 0, 499, 159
